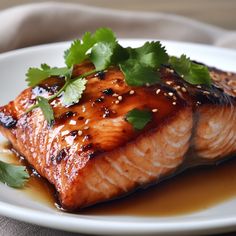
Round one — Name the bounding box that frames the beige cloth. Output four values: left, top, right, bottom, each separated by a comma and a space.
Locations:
0, 2, 236, 236
0, 2, 236, 53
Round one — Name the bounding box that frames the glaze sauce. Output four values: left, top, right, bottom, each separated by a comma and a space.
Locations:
1, 141, 236, 216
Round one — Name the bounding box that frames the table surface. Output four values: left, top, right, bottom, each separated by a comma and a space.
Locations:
0, 0, 235, 30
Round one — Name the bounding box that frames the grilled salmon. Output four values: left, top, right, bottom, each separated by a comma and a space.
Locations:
0, 61, 235, 210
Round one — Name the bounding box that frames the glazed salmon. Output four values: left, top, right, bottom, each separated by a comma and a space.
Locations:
0, 61, 235, 210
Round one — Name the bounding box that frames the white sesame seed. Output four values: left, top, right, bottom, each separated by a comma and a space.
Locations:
172, 102, 177, 105
181, 74, 184, 78
112, 93, 119, 97
203, 91, 210, 95
129, 90, 135, 95
181, 87, 187, 92
62, 130, 70, 136
78, 130, 83, 136
175, 85, 181, 90
115, 100, 120, 104
146, 83, 150, 87
156, 89, 161, 95
82, 105, 86, 112
85, 119, 90, 125
69, 120, 76, 125
166, 81, 172, 85
152, 109, 158, 113
168, 92, 174, 96
84, 126, 89, 130
118, 96, 123, 101
196, 85, 202, 89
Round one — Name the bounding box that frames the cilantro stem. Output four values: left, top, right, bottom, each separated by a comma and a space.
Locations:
26, 69, 97, 114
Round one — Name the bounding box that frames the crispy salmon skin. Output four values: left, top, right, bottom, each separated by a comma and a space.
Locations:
0, 61, 236, 210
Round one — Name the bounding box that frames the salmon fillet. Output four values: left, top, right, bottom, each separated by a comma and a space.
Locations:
0, 61, 235, 210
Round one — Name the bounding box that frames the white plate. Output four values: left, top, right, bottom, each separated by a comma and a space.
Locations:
0, 40, 236, 236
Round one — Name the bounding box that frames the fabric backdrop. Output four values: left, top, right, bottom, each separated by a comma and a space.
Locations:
0, 2, 235, 236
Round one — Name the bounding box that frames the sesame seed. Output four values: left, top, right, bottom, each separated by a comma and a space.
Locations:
62, 130, 70, 136
129, 90, 135, 95
152, 109, 158, 113
78, 130, 83, 136
203, 91, 210, 95
181, 74, 184, 78
196, 85, 202, 89
174, 85, 181, 90
173, 96, 177, 100
82, 106, 86, 113
156, 89, 161, 94
172, 102, 177, 105
85, 119, 90, 125
115, 100, 120, 104
118, 96, 123, 101
168, 92, 174, 96
181, 87, 187, 92
69, 120, 76, 125
166, 81, 172, 85
146, 83, 150, 87
112, 93, 119, 97
84, 126, 89, 130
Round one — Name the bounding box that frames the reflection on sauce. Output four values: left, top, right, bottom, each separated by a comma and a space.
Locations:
1, 141, 236, 216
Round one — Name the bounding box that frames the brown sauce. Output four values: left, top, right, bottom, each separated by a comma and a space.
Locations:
1, 141, 236, 216
0, 142, 55, 207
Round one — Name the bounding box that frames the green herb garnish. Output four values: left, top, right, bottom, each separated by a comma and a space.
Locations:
0, 160, 29, 188
25, 28, 212, 127
169, 54, 211, 86
125, 109, 152, 130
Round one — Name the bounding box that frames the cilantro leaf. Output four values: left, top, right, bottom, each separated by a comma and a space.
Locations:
64, 28, 117, 68
120, 59, 160, 86
125, 108, 152, 130
64, 32, 96, 68
37, 96, 54, 125
90, 42, 128, 71
26, 64, 70, 87
90, 42, 116, 71
0, 160, 29, 188
119, 41, 167, 86
62, 78, 87, 106
129, 41, 169, 68
169, 55, 191, 76
185, 63, 211, 86
94, 27, 116, 43
169, 55, 211, 86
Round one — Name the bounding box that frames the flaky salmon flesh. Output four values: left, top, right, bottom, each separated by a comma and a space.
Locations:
0, 61, 236, 210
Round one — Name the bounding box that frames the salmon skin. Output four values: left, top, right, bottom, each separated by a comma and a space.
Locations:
0, 61, 236, 211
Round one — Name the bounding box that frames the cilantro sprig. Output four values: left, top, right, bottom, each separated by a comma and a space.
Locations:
25, 27, 212, 127
0, 160, 29, 188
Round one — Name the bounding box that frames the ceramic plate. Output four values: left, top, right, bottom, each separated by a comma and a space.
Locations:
0, 40, 236, 235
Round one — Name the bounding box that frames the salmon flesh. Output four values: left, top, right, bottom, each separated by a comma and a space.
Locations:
0, 61, 236, 210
